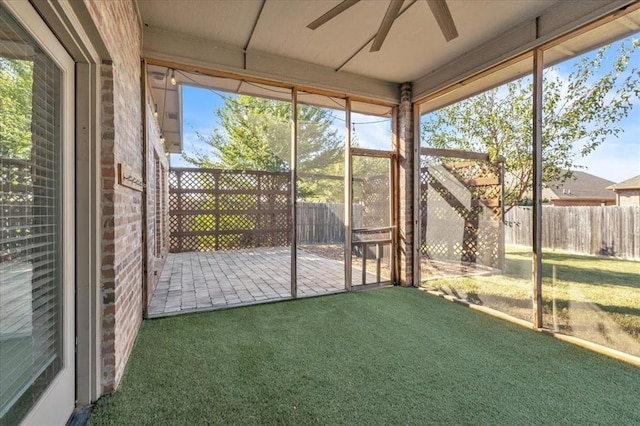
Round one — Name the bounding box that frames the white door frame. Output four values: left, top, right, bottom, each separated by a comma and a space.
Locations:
2, 2, 75, 424
34, 0, 111, 406
3, 1, 109, 422
30, 0, 110, 409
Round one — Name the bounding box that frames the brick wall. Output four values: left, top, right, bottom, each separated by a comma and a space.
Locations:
397, 82, 414, 286
618, 190, 640, 206
85, 0, 143, 392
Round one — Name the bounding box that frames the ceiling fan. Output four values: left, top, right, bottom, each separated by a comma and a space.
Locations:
307, 0, 458, 52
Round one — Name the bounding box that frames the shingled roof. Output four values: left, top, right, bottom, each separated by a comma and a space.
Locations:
543, 170, 616, 201
607, 175, 640, 191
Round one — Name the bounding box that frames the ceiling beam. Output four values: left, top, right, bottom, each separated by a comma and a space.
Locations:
243, 0, 266, 66
143, 27, 400, 103
617, 15, 640, 30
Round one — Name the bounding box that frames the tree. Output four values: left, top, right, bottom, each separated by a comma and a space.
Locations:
187, 96, 345, 174
0, 57, 33, 159
184, 94, 347, 201
421, 39, 640, 209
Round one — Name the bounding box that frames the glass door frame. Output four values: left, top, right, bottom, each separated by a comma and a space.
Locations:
1, 2, 76, 424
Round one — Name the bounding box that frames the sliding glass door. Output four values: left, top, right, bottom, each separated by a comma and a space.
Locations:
0, 2, 75, 424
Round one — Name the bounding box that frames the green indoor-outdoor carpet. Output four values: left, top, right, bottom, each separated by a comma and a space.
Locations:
89, 287, 640, 425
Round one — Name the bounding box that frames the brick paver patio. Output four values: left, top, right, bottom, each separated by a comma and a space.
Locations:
149, 247, 376, 317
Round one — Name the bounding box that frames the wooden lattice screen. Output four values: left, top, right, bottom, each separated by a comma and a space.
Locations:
361, 173, 390, 228
169, 168, 291, 252
419, 148, 504, 269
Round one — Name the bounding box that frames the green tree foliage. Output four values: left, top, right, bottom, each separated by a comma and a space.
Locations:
0, 58, 33, 159
183, 95, 343, 172
421, 39, 640, 209
183, 94, 347, 201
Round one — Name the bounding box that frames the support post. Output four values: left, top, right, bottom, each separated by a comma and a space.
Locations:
389, 149, 398, 284
362, 245, 367, 286
291, 87, 298, 298
345, 98, 353, 291
141, 59, 149, 318
532, 48, 544, 328
412, 104, 421, 286
396, 82, 415, 286
376, 242, 382, 282
499, 160, 506, 271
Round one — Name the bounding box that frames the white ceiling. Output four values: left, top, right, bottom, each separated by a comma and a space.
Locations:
419, 6, 640, 113
139, 0, 557, 84
138, 0, 640, 152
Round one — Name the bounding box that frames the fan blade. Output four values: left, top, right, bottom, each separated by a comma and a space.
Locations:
426, 0, 458, 41
307, 0, 360, 30
370, 0, 404, 52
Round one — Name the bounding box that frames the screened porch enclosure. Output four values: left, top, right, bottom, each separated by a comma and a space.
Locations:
417, 16, 640, 360
149, 165, 388, 316
145, 71, 400, 316
142, 0, 640, 363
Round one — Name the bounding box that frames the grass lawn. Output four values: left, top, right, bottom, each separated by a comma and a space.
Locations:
89, 287, 640, 425
423, 246, 640, 357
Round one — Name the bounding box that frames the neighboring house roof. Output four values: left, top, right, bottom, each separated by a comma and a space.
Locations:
543, 170, 616, 201
606, 175, 640, 191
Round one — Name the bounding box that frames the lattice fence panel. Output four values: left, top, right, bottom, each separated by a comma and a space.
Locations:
169, 168, 291, 252
361, 173, 390, 228
420, 152, 504, 269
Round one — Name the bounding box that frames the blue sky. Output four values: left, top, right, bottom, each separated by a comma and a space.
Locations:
174, 87, 393, 166
175, 36, 639, 183
543, 36, 640, 183
174, 86, 223, 167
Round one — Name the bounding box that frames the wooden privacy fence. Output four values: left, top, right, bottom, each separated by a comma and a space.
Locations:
505, 205, 640, 260
296, 202, 362, 244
